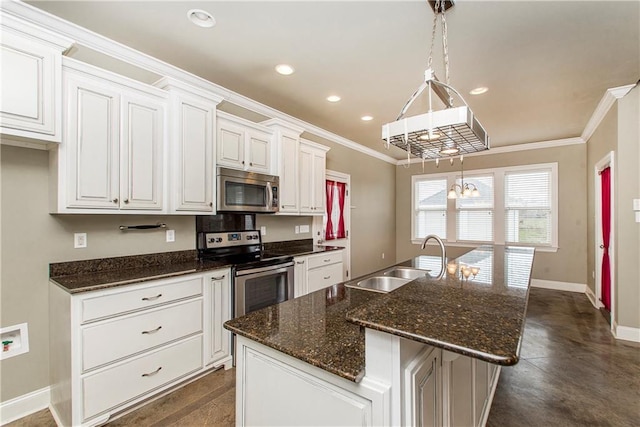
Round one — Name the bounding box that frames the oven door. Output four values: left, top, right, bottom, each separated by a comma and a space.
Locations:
234, 262, 294, 317
217, 175, 277, 213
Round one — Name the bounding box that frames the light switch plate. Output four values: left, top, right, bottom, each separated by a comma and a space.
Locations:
260, 226, 266, 236
300, 225, 310, 233
166, 230, 175, 242
633, 199, 640, 211
294, 226, 300, 234
635, 212, 640, 223
74, 233, 87, 248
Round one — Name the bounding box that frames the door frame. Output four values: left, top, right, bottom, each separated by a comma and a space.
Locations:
594, 151, 615, 334
313, 170, 351, 281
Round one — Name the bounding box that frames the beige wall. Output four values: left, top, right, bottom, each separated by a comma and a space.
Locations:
395, 144, 588, 284
303, 134, 397, 278
256, 214, 313, 243
615, 86, 640, 329
586, 105, 617, 294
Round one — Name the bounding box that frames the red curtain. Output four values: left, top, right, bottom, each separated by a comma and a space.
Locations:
336, 182, 346, 239
325, 180, 335, 241
601, 167, 611, 311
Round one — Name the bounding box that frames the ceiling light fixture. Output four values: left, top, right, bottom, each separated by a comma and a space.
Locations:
361, 115, 373, 121
446, 155, 480, 199
187, 9, 215, 28
381, 0, 489, 163
469, 86, 489, 95
327, 95, 341, 102
275, 64, 295, 75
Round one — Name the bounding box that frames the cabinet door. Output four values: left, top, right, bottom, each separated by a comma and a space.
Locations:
120, 94, 164, 210
65, 73, 120, 209
405, 347, 442, 427
307, 262, 343, 294
312, 150, 326, 213
279, 135, 299, 213
0, 31, 59, 140
299, 145, 314, 213
293, 257, 308, 297
217, 120, 245, 169
205, 271, 231, 366
174, 97, 215, 212
246, 130, 271, 173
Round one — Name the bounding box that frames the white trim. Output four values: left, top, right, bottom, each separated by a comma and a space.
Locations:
0, 1, 397, 165
614, 325, 640, 343
397, 137, 584, 166
581, 84, 636, 142
585, 286, 598, 308
531, 279, 586, 293
594, 151, 615, 336
0, 386, 50, 425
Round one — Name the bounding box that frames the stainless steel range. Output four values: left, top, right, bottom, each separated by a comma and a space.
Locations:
197, 230, 294, 317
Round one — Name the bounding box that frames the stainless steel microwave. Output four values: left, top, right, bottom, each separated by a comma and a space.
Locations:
217, 167, 279, 213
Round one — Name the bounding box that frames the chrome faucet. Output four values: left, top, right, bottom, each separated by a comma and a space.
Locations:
421, 234, 446, 279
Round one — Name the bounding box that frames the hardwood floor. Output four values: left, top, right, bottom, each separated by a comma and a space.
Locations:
8, 288, 640, 426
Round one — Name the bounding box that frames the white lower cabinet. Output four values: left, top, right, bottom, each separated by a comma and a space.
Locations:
294, 250, 344, 296
49, 269, 231, 426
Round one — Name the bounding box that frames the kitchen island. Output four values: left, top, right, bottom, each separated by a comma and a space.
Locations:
224, 245, 535, 426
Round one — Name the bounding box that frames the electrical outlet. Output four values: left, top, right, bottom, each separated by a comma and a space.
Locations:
260, 226, 267, 236
74, 233, 87, 248
166, 229, 175, 242
295, 226, 300, 234
300, 225, 310, 233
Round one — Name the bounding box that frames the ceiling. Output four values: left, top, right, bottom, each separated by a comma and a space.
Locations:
28, 1, 640, 160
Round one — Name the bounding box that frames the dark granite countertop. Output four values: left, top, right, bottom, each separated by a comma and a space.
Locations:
49, 241, 344, 294
225, 245, 535, 382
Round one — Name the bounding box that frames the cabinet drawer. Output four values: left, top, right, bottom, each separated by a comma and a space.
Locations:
307, 251, 343, 270
82, 335, 203, 421
307, 262, 343, 293
82, 299, 203, 371
81, 277, 203, 323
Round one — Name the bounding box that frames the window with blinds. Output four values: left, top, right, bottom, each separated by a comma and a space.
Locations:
505, 169, 552, 245
414, 178, 447, 240
456, 175, 494, 242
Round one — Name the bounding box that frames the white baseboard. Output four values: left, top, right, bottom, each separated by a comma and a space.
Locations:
0, 386, 50, 425
614, 324, 640, 343
531, 279, 586, 293
584, 286, 598, 308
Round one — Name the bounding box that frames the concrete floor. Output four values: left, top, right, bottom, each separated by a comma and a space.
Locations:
8, 288, 640, 426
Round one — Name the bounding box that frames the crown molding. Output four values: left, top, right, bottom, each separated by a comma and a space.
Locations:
396, 137, 584, 166
581, 83, 636, 142
0, 0, 398, 165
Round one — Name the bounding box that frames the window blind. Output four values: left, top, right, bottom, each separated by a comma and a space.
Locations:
415, 178, 447, 239
456, 175, 494, 242
505, 170, 552, 245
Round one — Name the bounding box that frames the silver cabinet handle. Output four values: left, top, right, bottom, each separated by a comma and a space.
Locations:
212, 275, 225, 280
141, 367, 162, 377
142, 293, 162, 301
324, 275, 331, 280
296, 261, 305, 265
324, 259, 331, 263
141, 326, 162, 335
124, 199, 129, 204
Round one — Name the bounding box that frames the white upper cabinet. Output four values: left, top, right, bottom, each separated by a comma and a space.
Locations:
0, 12, 74, 144
217, 111, 274, 174
299, 139, 329, 215
50, 58, 167, 213
156, 78, 222, 214
262, 119, 305, 214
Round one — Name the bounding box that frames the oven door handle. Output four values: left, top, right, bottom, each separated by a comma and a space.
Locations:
236, 262, 294, 277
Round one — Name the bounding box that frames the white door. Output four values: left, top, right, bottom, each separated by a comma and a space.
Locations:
318, 170, 352, 280
65, 73, 120, 209
120, 94, 164, 210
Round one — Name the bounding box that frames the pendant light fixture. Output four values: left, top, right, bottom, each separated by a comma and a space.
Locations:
447, 155, 479, 199
381, 0, 490, 161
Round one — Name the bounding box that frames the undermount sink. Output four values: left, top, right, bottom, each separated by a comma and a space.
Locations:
351, 276, 410, 293
383, 267, 430, 280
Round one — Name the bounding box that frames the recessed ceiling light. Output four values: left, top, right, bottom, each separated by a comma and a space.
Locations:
187, 9, 215, 28
361, 115, 373, 121
326, 95, 341, 103
469, 86, 488, 95
275, 64, 295, 75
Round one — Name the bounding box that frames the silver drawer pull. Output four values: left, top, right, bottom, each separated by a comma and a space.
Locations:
141, 367, 162, 377
296, 261, 305, 265
324, 259, 331, 262
141, 293, 163, 301
324, 275, 331, 280
212, 275, 225, 280
141, 326, 162, 335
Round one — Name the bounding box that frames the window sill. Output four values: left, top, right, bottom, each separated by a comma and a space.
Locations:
411, 239, 558, 253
